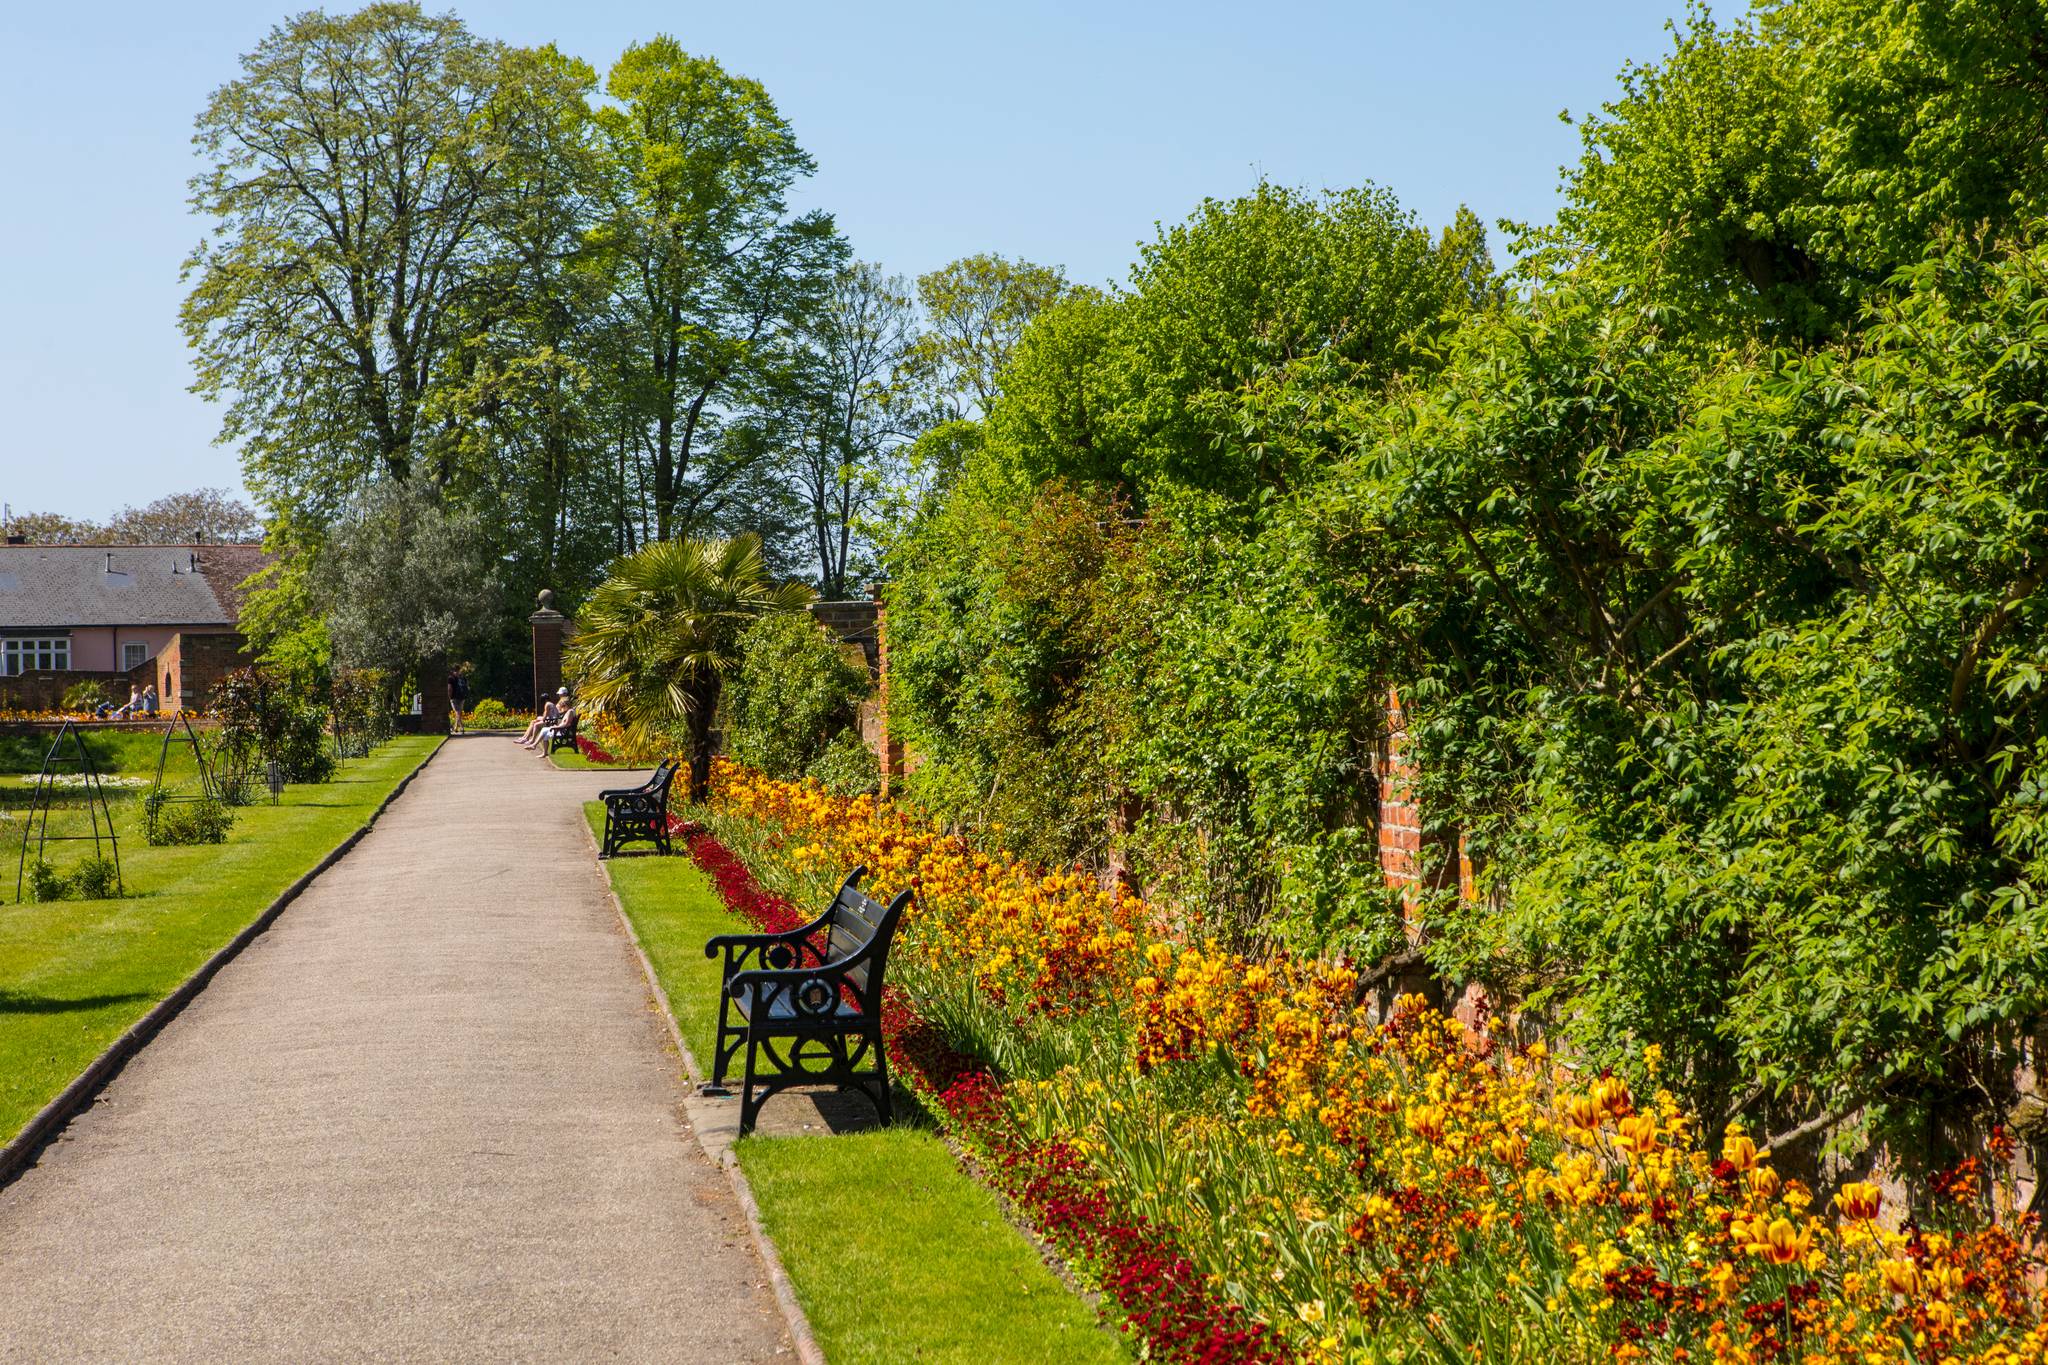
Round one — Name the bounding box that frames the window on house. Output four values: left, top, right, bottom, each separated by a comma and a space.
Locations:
1, 636, 71, 675
122, 642, 148, 671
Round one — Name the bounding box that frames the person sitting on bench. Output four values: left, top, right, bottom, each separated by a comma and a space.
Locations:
531, 699, 578, 753
520, 689, 566, 748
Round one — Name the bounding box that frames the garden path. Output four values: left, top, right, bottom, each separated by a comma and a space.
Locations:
0, 736, 791, 1362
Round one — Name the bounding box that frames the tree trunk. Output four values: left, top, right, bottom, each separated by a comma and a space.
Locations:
686, 680, 720, 803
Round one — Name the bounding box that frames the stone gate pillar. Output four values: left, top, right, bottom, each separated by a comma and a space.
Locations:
530, 589, 567, 711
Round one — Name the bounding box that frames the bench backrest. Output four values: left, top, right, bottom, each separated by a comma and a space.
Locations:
823, 871, 910, 1001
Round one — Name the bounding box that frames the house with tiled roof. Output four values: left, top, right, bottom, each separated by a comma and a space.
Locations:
0, 543, 268, 711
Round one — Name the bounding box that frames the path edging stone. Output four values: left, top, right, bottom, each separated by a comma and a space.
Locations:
0, 738, 445, 1189
583, 815, 826, 1365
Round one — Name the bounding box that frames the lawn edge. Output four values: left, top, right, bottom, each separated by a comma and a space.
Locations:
581, 816, 826, 1365
0, 736, 445, 1187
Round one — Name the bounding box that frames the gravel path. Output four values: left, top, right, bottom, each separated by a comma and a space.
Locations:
0, 736, 792, 1362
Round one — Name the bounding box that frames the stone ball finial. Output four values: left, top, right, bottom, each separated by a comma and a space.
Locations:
537, 588, 555, 610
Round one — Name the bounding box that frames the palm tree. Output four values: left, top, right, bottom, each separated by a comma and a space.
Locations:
566, 535, 813, 801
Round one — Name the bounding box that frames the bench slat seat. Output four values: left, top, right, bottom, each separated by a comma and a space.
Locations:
703, 866, 911, 1134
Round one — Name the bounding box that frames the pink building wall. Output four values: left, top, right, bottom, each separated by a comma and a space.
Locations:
62, 626, 191, 673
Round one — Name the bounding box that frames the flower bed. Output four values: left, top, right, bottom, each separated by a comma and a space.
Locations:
697, 759, 2048, 1364
678, 818, 1282, 1363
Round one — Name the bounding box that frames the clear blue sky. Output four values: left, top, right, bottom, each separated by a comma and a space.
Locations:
0, 1, 1690, 522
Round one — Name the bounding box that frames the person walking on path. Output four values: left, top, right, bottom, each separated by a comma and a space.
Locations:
446, 667, 469, 733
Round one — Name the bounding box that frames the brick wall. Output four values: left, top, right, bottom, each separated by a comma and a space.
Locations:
0, 669, 133, 712
810, 600, 880, 676
156, 631, 251, 713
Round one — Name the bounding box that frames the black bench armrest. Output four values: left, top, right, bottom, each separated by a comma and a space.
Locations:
704, 906, 833, 973
599, 759, 671, 800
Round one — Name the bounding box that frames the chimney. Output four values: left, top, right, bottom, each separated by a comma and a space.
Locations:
190, 552, 200, 573
105, 552, 114, 574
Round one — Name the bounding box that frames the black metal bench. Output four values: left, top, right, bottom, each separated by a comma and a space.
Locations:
546, 714, 580, 755
600, 759, 677, 857
704, 866, 912, 1134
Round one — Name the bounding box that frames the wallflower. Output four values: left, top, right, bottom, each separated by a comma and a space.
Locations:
701, 759, 2048, 1365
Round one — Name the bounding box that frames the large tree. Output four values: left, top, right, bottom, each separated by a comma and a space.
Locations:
593, 38, 843, 543
3, 488, 261, 544
313, 477, 503, 679
789, 262, 920, 597
910, 253, 1068, 422
183, 4, 511, 512
430, 43, 615, 604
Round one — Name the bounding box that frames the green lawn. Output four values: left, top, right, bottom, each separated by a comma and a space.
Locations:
585, 804, 1125, 1364
550, 745, 645, 770
741, 1131, 1124, 1365
0, 736, 439, 1142
0, 727, 168, 775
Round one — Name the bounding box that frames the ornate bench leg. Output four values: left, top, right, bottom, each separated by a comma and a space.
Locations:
739, 1031, 763, 1136
870, 1030, 894, 1125
711, 985, 738, 1087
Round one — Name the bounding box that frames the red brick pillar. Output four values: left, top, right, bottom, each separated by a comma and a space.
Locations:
874, 583, 904, 799
1379, 686, 1423, 920
530, 589, 568, 712
420, 656, 451, 734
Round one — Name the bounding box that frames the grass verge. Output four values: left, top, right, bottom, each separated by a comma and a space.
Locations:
740, 1130, 1124, 1365
550, 745, 643, 771
0, 736, 440, 1142
584, 803, 1124, 1364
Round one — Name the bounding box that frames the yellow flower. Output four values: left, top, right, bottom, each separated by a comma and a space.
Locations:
1722, 1132, 1759, 1172
1746, 1216, 1810, 1266
1836, 1181, 1882, 1222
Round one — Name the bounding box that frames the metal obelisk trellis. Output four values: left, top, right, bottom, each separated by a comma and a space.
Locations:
147, 714, 218, 843
14, 720, 123, 901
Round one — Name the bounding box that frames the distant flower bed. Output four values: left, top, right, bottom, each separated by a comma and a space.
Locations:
463, 698, 527, 729
14, 774, 149, 789
0, 709, 202, 725
701, 759, 2048, 1365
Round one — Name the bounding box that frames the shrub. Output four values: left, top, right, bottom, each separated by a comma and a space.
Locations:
201, 732, 257, 806
723, 612, 872, 780
23, 856, 122, 901
25, 859, 65, 903
209, 666, 335, 786
806, 727, 879, 798
329, 667, 391, 757
60, 679, 110, 712
143, 789, 234, 846
465, 697, 521, 729
71, 856, 120, 899
275, 703, 335, 784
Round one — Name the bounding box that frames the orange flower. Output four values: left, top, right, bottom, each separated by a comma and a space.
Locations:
1721, 1133, 1758, 1172
1749, 1216, 1810, 1266
1614, 1113, 1660, 1156
1835, 1181, 1882, 1222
